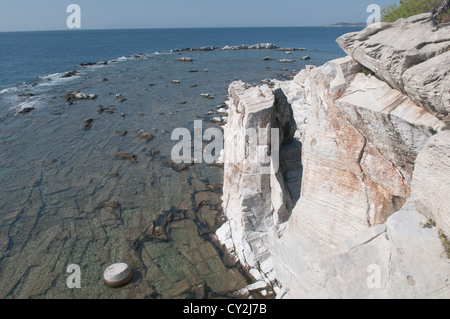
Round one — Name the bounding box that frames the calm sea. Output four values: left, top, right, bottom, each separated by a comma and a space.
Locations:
0, 27, 361, 90
0, 27, 363, 299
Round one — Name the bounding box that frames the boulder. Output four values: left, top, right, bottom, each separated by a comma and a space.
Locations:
337, 13, 450, 120
64, 91, 97, 104
402, 50, 450, 120
210, 117, 222, 124
221, 43, 276, 50
177, 57, 193, 62
103, 263, 134, 288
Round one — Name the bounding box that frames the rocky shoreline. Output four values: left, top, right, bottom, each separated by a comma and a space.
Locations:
5, 42, 315, 117
217, 13, 450, 298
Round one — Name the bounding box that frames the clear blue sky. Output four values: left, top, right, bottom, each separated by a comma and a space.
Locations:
0, 0, 398, 32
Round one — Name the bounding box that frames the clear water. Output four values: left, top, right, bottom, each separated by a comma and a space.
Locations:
0, 27, 361, 299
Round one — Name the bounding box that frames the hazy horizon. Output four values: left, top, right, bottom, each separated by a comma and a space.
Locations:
0, 25, 368, 34
0, 0, 397, 32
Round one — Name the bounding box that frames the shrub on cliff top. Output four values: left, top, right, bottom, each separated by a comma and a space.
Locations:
382, 0, 450, 23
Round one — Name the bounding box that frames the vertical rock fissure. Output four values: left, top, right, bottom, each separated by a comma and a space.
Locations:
332, 99, 374, 227
359, 136, 372, 228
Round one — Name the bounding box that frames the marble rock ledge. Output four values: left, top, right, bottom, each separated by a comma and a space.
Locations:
217, 13, 450, 299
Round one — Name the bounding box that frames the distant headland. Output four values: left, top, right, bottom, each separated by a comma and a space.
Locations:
324, 22, 367, 27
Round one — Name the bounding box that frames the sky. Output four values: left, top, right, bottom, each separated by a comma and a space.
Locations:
0, 0, 398, 32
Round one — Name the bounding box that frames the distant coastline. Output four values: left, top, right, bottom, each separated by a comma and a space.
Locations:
324, 22, 367, 27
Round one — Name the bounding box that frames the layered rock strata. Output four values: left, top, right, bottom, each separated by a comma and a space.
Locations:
218, 14, 450, 298
216, 81, 298, 292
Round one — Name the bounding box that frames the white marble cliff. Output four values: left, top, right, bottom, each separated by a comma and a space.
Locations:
217, 13, 450, 299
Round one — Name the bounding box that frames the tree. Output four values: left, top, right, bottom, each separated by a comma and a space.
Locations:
382, 0, 450, 23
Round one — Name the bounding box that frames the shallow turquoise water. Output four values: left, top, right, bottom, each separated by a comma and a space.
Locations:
0, 43, 348, 298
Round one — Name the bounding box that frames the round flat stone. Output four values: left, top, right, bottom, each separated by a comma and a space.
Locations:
103, 263, 134, 288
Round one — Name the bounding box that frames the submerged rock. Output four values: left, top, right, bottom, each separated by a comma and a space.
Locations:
145, 213, 173, 242
18, 107, 35, 115
137, 130, 154, 141
133, 212, 175, 250
167, 158, 189, 172
115, 153, 137, 163
149, 149, 160, 156
82, 118, 93, 130
104, 201, 120, 209
191, 284, 207, 299
79, 62, 97, 67
60, 70, 78, 78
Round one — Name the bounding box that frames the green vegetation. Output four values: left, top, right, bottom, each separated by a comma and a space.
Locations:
382, 0, 450, 23
438, 46, 450, 55
360, 65, 375, 77
420, 218, 450, 259
438, 229, 450, 259
420, 217, 437, 228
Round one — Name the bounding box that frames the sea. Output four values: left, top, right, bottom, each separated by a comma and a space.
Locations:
0, 27, 362, 299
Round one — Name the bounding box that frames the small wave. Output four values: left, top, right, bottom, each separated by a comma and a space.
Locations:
0, 86, 21, 95
10, 98, 42, 114
114, 56, 130, 62
36, 71, 81, 88
39, 71, 81, 81
38, 72, 65, 80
